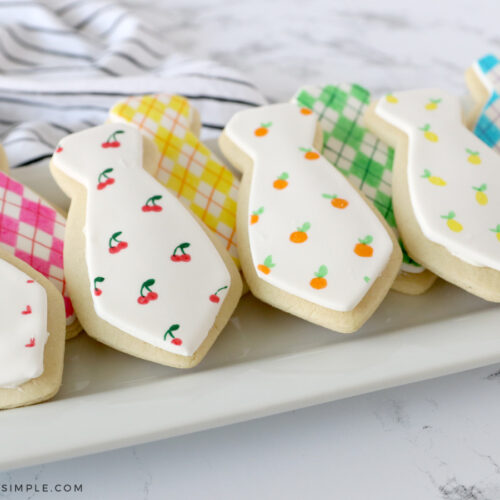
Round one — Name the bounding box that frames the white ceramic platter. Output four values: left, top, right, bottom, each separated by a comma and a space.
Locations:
1, 164, 499, 471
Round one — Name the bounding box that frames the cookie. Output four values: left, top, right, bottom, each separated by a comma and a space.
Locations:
293, 84, 436, 295
219, 102, 402, 333
50, 123, 242, 368
365, 89, 500, 301
108, 94, 239, 267
0, 146, 80, 338
466, 54, 500, 151
0, 247, 65, 410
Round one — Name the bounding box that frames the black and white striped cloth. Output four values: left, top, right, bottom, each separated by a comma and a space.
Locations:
0, 0, 267, 170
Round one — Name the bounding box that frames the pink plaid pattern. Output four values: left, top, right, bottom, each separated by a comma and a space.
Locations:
0, 172, 74, 324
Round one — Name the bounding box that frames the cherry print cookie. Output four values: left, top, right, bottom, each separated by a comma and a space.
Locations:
465, 54, 500, 151
0, 247, 65, 410
365, 89, 500, 301
108, 94, 240, 267
50, 124, 242, 368
293, 83, 437, 295
219, 103, 402, 333
0, 144, 80, 338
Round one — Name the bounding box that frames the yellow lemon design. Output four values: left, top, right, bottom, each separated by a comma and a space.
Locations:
466, 149, 481, 165
421, 169, 446, 186
473, 184, 488, 205
425, 98, 442, 110
419, 124, 438, 142
441, 211, 463, 233
386, 94, 398, 103
490, 225, 500, 242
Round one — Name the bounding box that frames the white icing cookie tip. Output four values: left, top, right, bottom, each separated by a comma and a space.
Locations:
0, 260, 48, 389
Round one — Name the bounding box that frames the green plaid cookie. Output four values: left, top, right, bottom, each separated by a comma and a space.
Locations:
294, 83, 421, 272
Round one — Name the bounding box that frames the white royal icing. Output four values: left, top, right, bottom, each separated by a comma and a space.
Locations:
291, 84, 425, 276
0, 259, 48, 389
375, 89, 500, 270
52, 124, 231, 357
224, 103, 394, 312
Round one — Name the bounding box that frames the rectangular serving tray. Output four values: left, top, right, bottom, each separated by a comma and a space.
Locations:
1, 165, 500, 471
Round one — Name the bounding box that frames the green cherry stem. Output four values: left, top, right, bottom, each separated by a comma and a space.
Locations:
140, 279, 156, 298
109, 231, 122, 247
146, 195, 162, 206
106, 130, 124, 143
141, 279, 155, 297
93, 276, 104, 296
137, 279, 157, 305
98, 168, 113, 183
108, 231, 128, 254
164, 324, 181, 345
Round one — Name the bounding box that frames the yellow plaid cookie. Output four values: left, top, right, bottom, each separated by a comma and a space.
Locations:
109, 94, 239, 266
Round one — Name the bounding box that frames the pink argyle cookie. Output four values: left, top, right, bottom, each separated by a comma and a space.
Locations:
0, 172, 75, 327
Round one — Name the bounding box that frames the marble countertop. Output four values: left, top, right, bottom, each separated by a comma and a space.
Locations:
2, 0, 500, 498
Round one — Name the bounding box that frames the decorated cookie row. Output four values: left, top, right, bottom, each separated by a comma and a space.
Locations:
3, 52, 500, 408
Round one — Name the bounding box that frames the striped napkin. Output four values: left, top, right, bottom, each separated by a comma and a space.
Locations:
0, 0, 267, 170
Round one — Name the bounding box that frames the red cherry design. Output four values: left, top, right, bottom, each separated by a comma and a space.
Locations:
142, 195, 163, 213
171, 242, 191, 262
102, 130, 124, 149
209, 294, 220, 303
101, 141, 121, 148
56, 147, 63, 153
25, 337, 36, 348
109, 232, 127, 254
147, 291, 158, 301
21, 305, 32, 315
171, 338, 182, 346
93, 277, 105, 296
97, 177, 114, 190
26, 280, 34, 284
137, 296, 149, 305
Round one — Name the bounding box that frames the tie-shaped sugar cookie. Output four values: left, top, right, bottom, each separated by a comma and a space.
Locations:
293, 83, 436, 295
365, 89, 500, 301
0, 147, 79, 338
50, 124, 242, 368
219, 103, 401, 333
466, 54, 500, 152
108, 94, 239, 266
0, 248, 65, 409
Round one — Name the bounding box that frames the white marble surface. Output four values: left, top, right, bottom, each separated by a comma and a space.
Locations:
2, 0, 500, 498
